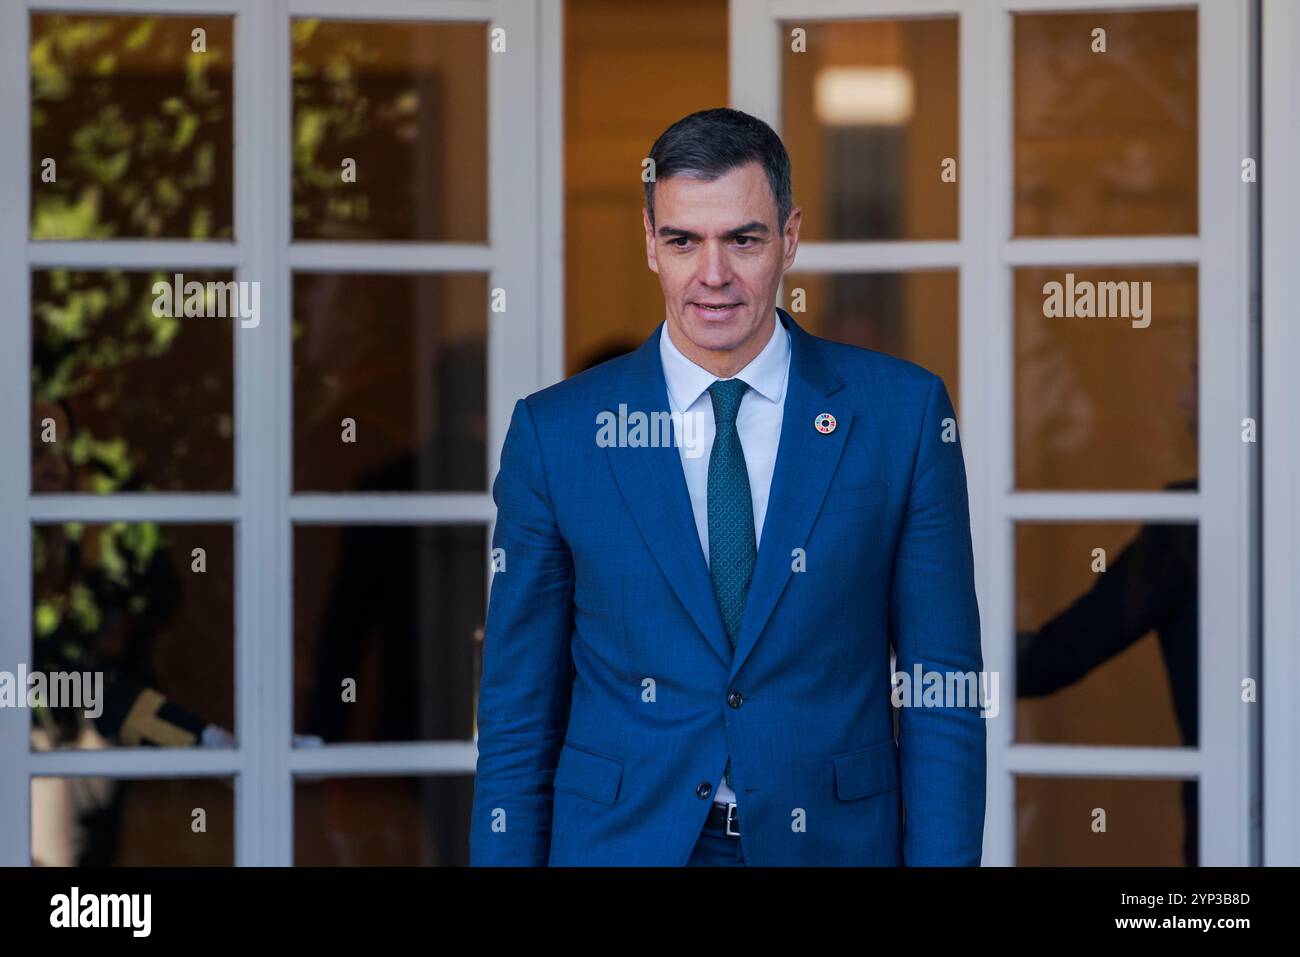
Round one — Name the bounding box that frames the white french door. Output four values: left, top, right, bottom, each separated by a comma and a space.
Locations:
0, 0, 549, 865
730, 0, 1257, 865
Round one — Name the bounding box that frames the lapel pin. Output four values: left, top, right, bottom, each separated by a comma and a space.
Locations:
814, 413, 836, 434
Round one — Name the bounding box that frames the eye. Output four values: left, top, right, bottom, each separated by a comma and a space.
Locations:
670, 238, 691, 249
734, 235, 754, 247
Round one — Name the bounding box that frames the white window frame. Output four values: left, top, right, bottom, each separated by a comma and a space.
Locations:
730, 0, 1258, 866
0, 0, 552, 866
1261, 0, 1299, 868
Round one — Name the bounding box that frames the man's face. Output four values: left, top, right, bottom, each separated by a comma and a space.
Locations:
643, 160, 800, 375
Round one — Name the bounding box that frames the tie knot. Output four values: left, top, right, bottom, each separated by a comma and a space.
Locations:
708, 378, 749, 425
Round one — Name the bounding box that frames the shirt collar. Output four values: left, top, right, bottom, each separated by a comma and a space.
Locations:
659, 309, 791, 412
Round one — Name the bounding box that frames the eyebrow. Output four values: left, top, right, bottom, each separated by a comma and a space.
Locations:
656, 220, 770, 241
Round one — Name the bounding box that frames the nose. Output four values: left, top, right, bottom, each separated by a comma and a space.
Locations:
696, 239, 733, 288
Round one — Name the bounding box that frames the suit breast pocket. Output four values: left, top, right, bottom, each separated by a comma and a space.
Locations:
819, 479, 889, 518
552, 740, 624, 806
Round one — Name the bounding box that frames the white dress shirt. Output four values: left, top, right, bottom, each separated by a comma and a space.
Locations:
659, 310, 792, 806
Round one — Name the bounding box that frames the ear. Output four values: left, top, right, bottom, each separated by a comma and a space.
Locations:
643, 207, 660, 275
781, 206, 802, 272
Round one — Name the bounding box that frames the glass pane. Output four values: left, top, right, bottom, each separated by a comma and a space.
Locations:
291, 19, 488, 241
33, 776, 234, 866
784, 271, 958, 413
31, 523, 235, 750
781, 18, 958, 241
1017, 777, 1196, 866
1015, 266, 1197, 490
1014, 10, 1197, 236
295, 774, 473, 865
30, 14, 234, 240
293, 525, 486, 744
292, 272, 487, 492
563, 0, 729, 376
1016, 522, 1196, 748
32, 269, 235, 493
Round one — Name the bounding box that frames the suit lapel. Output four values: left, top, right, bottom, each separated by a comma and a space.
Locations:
604, 326, 732, 665
730, 309, 852, 681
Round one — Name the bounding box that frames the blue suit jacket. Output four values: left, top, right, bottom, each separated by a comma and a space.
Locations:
470, 308, 985, 866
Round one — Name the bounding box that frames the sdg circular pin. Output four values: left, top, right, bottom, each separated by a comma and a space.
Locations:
814, 412, 836, 434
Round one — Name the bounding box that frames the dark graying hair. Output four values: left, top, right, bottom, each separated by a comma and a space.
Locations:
643, 108, 793, 233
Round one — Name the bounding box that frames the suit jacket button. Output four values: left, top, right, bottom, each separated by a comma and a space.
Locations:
727, 691, 743, 708
696, 781, 712, 799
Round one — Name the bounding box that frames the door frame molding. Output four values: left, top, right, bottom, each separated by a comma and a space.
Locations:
1261, 0, 1299, 868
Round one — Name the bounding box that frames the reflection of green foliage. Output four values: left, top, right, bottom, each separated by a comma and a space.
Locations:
32, 268, 201, 494
291, 18, 415, 231
33, 521, 169, 648
30, 15, 231, 239
35, 268, 179, 408
31, 518, 174, 734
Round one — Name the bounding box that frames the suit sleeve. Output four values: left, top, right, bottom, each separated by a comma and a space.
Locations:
469, 397, 575, 866
889, 374, 986, 866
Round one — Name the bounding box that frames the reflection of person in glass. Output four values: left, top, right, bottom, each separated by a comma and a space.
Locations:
31, 398, 229, 865
1016, 360, 1198, 866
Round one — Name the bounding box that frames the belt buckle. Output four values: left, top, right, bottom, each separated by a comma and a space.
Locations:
724, 802, 740, 837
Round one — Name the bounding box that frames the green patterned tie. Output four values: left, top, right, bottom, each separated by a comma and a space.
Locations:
706, 379, 755, 793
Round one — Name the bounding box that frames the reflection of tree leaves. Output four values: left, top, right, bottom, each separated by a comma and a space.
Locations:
31, 269, 198, 493
32, 517, 174, 727
290, 18, 423, 232
30, 14, 231, 239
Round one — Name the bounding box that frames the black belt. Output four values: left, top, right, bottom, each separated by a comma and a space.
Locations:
704, 801, 741, 837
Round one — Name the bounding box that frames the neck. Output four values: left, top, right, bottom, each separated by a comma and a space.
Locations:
667, 310, 777, 379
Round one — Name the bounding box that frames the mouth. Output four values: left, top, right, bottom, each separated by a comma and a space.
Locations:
689, 301, 742, 321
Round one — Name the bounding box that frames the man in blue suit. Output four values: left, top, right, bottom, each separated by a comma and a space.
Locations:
470, 108, 985, 866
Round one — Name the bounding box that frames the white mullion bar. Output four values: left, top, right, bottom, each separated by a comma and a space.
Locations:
28, 0, 242, 12
31, 749, 242, 777
1262, 0, 1300, 868
0, 0, 31, 869
236, 0, 280, 868
488, 0, 540, 510
985, 0, 1017, 869
289, 494, 496, 524
960, 0, 1003, 870
286, 0, 494, 20
1004, 236, 1200, 266
28, 242, 242, 270
791, 241, 962, 272
269, 0, 297, 868
1002, 0, 1198, 10
769, 0, 963, 18
288, 242, 493, 273
1005, 745, 1200, 778
1006, 491, 1200, 522
29, 495, 241, 523
538, 0, 565, 388
1197, 0, 1256, 867
729, 0, 780, 125
289, 741, 478, 775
